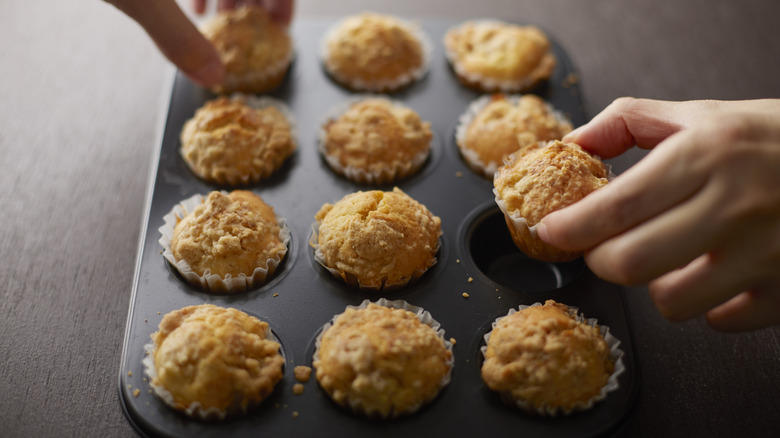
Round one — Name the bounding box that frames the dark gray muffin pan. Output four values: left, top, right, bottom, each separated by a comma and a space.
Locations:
118, 18, 639, 438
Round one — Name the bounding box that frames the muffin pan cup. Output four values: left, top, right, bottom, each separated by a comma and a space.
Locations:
119, 19, 640, 438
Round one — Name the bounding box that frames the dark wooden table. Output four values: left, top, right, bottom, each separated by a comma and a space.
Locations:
2, 0, 779, 436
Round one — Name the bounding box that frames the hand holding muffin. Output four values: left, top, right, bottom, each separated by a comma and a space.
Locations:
537, 98, 780, 332
105, 0, 294, 87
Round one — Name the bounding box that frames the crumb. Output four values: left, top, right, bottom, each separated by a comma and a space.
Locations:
127, 371, 132, 377
456, 259, 460, 264
467, 277, 473, 283
294, 365, 312, 383
462, 292, 470, 298
275, 403, 280, 409
562, 72, 579, 88
273, 293, 279, 297
449, 337, 457, 345
133, 388, 141, 398
292, 411, 299, 418
293, 383, 305, 395
157, 312, 160, 315
455, 171, 463, 178
142, 377, 147, 382
144, 319, 147, 323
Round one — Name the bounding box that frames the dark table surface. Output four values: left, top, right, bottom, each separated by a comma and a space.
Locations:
2, 0, 779, 437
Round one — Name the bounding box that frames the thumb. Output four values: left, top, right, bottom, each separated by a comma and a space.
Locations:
107, 0, 224, 87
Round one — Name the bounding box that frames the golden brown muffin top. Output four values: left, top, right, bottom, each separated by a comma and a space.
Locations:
202, 6, 292, 77
493, 141, 608, 226
314, 303, 452, 417
171, 190, 285, 278
444, 20, 555, 88
180, 97, 295, 185
324, 13, 425, 88
314, 188, 441, 289
322, 98, 432, 174
481, 300, 613, 411
152, 304, 284, 415
462, 94, 572, 170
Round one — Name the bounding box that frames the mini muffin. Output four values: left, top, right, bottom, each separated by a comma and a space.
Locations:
456, 94, 572, 178
493, 140, 609, 262
321, 12, 431, 92
443, 20, 556, 93
180, 95, 296, 185
160, 190, 289, 293
313, 299, 453, 418
201, 6, 293, 94
319, 97, 432, 184
143, 304, 284, 419
311, 188, 441, 290
481, 300, 622, 416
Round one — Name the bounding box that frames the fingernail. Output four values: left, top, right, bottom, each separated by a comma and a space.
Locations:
192, 61, 224, 87
536, 221, 551, 243
562, 125, 584, 142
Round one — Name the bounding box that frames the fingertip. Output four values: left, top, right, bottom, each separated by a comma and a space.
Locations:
189, 60, 225, 87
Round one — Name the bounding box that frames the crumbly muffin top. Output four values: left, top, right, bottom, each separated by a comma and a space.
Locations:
202, 6, 291, 77
152, 304, 284, 415
444, 20, 556, 88
462, 94, 572, 169
493, 141, 608, 226
171, 190, 285, 278
314, 188, 441, 289
314, 303, 452, 417
180, 97, 295, 185
481, 300, 614, 411
323, 98, 432, 175
324, 13, 425, 88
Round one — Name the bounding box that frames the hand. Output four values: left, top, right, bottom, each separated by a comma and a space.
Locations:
536, 98, 780, 331
106, 0, 294, 87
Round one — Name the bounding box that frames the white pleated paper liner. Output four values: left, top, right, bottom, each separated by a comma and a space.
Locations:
317, 95, 432, 185
443, 19, 556, 93
180, 94, 299, 186
455, 94, 571, 179
320, 14, 433, 92
142, 325, 283, 420
481, 302, 625, 417
158, 192, 291, 293
308, 219, 440, 290
312, 298, 454, 418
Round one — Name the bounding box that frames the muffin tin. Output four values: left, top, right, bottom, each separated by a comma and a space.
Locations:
118, 18, 639, 438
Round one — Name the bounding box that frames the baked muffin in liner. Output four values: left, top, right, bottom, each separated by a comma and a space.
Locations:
320, 12, 433, 92
481, 301, 625, 416
142, 304, 284, 420
158, 191, 290, 293
443, 19, 556, 93
180, 94, 297, 186
309, 188, 442, 290
201, 6, 294, 94
493, 140, 612, 262
313, 298, 454, 418
318, 95, 432, 184
455, 94, 572, 178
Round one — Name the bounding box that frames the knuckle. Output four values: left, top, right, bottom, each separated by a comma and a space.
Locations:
648, 282, 686, 321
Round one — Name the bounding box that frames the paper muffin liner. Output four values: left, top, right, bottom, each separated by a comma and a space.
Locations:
180, 93, 298, 186
443, 19, 556, 93
308, 218, 440, 290
481, 302, 625, 417
319, 14, 433, 92
312, 298, 454, 418
158, 192, 291, 293
142, 323, 283, 420
317, 95, 432, 184
455, 94, 571, 179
